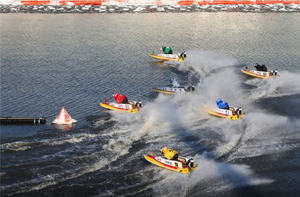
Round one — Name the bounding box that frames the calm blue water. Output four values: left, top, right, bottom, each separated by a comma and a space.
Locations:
1, 13, 300, 197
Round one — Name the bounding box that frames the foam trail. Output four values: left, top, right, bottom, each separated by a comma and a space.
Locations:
93, 50, 297, 196
175, 50, 240, 78
102, 104, 163, 155
246, 71, 300, 100
154, 51, 250, 158
151, 155, 273, 196
227, 112, 300, 161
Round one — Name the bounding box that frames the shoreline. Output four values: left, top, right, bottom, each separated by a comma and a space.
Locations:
1, 3, 300, 13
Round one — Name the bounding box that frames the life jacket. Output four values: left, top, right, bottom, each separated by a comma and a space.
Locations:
216, 99, 229, 109
114, 94, 127, 104
162, 46, 173, 54
261, 65, 267, 71
162, 147, 178, 160
255, 64, 267, 72
255, 64, 262, 71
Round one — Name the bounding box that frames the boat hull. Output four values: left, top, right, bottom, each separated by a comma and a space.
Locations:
152, 88, 176, 95
241, 69, 278, 79
152, 86, 194, 95
202, 106, 245, 120
207, 109, 244, 120
149, 54, 183, 61
144, 155, 197, 174
100, 102, 139, 113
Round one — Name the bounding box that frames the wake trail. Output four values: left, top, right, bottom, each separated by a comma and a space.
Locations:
245, 71, 300, 100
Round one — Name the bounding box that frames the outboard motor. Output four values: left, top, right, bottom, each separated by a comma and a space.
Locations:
136, 101, 143, 108
181, 52, 187, 58
236, 107, 243, 115
188, 86, 195, 92
188, 158, 195, 168
273, 69, 278, 76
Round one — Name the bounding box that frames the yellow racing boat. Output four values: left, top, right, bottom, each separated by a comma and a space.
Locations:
144, 154, 197, 174
241, 65, 278, 79
100, 100, 143, 113
203, 106, 245, 120
149, 51, 186, 62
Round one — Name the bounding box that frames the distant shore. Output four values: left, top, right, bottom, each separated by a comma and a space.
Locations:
1, 3, 300, 13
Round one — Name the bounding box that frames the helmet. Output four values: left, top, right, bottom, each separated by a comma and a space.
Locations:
113, 93, 119, 97
216, 98, 222, 104
161, 147, 167, 154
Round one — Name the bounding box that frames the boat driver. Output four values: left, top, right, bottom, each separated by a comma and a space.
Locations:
161, 147, 179, 161
216, 98, 229, 110
254, 63, 267, 71
161, 147, 195, 167
113, 93, 129, 104
160, 46, 173, 54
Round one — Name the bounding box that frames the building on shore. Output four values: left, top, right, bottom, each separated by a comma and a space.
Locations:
1, 0, 300, 6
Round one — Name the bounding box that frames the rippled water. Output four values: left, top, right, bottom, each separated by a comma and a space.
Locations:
1, 13, 300, 197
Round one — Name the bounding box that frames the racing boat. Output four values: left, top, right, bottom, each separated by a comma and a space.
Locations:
152, 86, 195, 95
241, 66, 278, 79
149, 51, 186, 62
144, 154, 198, 174
100, 100, 143, 113
206, 106, 245, 120
152, 78, 195, 95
